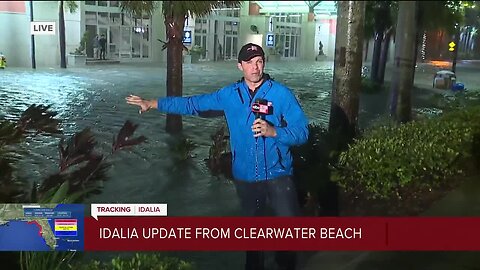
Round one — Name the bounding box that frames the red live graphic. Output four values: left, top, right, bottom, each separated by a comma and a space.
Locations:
84, 217, 480, 251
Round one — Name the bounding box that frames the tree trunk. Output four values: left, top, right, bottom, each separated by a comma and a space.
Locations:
437, 31, 444, 59
164, 15, 185, 134
370, 31, 383, 82
410, 26, 421, 84
389, 1, 417, 123
465, 29, 472, 58
411, 2, 421, 83
327, 1, 365, 216
377, 29, 392, 84
452, 27, 460, 73
475, 35, 480, 57
330, 1, 365, 135
59, 0, 66, 68
364, 38, 369, 61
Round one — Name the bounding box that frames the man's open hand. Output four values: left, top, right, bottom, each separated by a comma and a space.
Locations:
125, 95, 154, 114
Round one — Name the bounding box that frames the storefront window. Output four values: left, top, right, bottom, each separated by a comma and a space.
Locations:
85, 12, 97, 25
98, 12, 109, 25
110, 13, 120, 25
225, 21, 232, 35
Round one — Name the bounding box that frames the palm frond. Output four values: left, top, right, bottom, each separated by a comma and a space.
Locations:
120, 1, 159, 17
121, 1, 242, 20
112, 120, 147, 152
0, 158, 27, 202
68, 155, 109, 189
17, 104, 61, 135
38, 155, 109, 202
0, 121, 24, 145
0, 180, 26, 203
58, 128, 96, 171
0, 155, 15, 178
64, 0, 78, 13
38, 173, 66, 198
163, 1, 242, 18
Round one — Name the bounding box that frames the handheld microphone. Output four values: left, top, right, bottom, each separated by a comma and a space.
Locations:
251, 99, 272, 135
251, 99, 270, 120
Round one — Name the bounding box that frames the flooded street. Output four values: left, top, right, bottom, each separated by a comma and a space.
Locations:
1, 61, 334, 269
3, 60, 479, 269
0, 61, 333, 213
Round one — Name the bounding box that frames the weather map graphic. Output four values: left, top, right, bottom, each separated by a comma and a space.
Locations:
0, 204, 84, 251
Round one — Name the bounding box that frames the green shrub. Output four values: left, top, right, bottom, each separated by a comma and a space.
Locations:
168, 137, 197, 162
332, 106, 480, 200
70, 253, 193, 270
439, 105, 480, 129
432, 90, 480, 112
20, 252, 76, 270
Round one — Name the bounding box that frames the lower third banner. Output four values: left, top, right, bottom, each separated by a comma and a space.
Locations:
84, 217, 480, 251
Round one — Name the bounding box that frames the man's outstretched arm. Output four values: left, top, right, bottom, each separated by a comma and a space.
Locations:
126, 90, 224, 115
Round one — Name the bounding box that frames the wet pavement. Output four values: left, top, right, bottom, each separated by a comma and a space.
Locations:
1, 59, 480, 269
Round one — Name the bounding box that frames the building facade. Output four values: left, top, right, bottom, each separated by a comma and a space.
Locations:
0, 1, 165, 67
187, 1, 337, 63
0, 1, 337, 68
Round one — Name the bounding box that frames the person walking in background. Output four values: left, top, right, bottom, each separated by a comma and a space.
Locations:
99, 34, 107, 60
92, 34, 100, 59
126, 43, 309, 270
217, 38, 223, 61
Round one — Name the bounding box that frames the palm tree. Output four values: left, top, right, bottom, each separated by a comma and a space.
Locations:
121, 1, 242, 134
389, 1, 417, 123
368, 1, 394, 83
305, 1, 322, 21
388, 1, 467, 122
329, 1, 366, 139
413, 1, 465, 78
364, 1, 465, 84
327, 1, 366, 216
59, 1, 78, 68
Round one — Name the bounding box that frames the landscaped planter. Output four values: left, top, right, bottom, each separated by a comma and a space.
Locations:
267, 54, 281, 62
67, 54, 86, 66
184, 54, 200, 64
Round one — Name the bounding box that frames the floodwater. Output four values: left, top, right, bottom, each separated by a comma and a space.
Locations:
0, 60, 334, 269
3, 60, 478, 269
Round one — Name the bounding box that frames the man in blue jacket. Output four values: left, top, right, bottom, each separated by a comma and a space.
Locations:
126, 43, 309, 270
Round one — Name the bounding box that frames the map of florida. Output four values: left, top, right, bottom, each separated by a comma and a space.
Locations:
0, 204, 57, 249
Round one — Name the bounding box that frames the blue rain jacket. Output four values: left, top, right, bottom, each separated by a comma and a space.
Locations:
157, 76, 309, 182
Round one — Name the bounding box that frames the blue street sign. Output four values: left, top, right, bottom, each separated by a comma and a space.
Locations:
183, 30, 192, 44
266, 33, 275, 48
